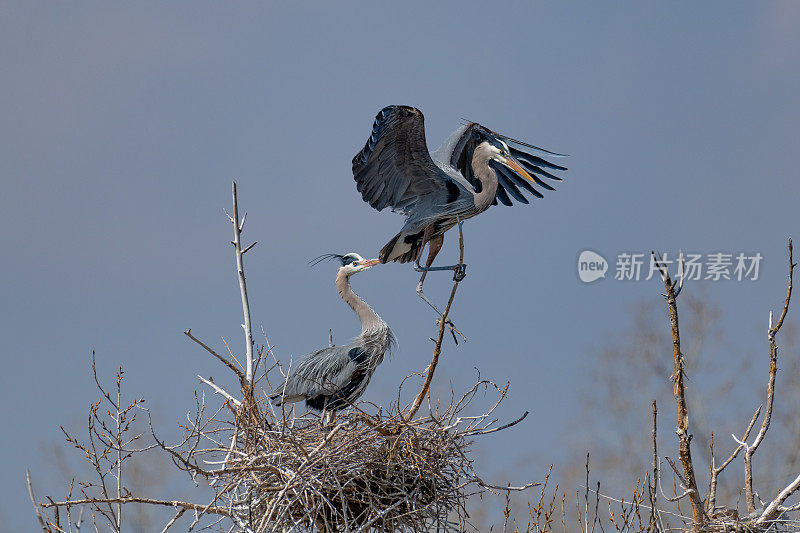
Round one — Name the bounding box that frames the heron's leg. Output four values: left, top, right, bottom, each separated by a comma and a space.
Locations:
320, 398, 329, 428
415, 232, 446, 314
413, 221, 467, 281
416, 233, 443, 295
415, 234, 467, 342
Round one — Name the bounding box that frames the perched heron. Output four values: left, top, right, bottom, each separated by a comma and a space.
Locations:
271, 253, 394, 420
352, 105, 566, 315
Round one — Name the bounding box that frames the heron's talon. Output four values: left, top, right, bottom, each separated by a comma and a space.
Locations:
452, 264, 467, 282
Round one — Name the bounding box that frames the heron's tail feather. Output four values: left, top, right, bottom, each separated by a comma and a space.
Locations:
270, 392, 304, 406
379, 232, 401, 263
379, 231, 423, 264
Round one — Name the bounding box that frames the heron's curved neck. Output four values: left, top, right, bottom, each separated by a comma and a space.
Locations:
471, 144, 499, 212
336, 271, 384, 334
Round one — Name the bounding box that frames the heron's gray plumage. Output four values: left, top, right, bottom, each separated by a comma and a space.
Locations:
351, 106, 567, 264
271, 253, 394, 412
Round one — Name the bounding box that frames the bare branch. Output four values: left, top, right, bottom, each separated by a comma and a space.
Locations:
674, 250, 685, 298
652, 250, 705, 530
403, 218, 465, 422
757, 473, 800, 526
184, 329, 246, 384
160, 508, 186, 533
771, 237, 794, 336
749, 238, 796, 523
41, 497, 233, 518
744, 239, 794, 512
476, 479, 540, 491
197, 375, 241, 407
27, 470, 50, 532
231, 182, 255, 385
707, 406, 760, 513
465, 410, 528, 436
648, 400, 658, 531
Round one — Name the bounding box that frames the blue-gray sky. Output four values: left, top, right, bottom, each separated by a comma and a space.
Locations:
2, 2, 800, 529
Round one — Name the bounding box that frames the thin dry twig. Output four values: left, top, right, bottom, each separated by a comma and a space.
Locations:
184, 329, 246, 385
27, 470, 49, 532
648, 400, 659, 532
41, 497, 233, 517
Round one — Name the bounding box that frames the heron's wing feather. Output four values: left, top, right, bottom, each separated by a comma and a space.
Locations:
352, 106, 451, 214
275, 346, 363, 404
494, 162, 543, 199
441, 123, 487, 194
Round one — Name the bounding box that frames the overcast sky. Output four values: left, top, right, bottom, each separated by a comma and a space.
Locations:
2, 2, 800, 529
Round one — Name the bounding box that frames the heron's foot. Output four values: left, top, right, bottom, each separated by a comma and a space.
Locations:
414, 257, 467, 275
416, 284, 467, 344
452, 263, 467, 282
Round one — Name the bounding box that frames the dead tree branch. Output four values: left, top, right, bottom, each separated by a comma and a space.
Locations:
40, 497, 233, 517
403, 219, 465, 422
184, 329, 246, 385
707, 406, 760, 513
731, 239, 794, 514
648, 400, 659, 532
27, 470, 49, 532
753, 238, 796, 524
653, 251, 705, 530
230, 181, 256, 385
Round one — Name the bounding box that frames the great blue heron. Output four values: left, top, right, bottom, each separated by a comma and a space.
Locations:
271, 253, 394, 420
352, 105, 566, 315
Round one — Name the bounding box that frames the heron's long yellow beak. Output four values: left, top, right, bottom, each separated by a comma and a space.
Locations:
362, 258, 380, 268
504, 157, 536, 184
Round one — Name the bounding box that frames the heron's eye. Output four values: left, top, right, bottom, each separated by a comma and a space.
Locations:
352, 262, 359, 267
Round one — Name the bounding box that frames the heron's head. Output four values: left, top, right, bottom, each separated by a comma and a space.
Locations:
310, 252, 380, 276
481, 137, 539, 187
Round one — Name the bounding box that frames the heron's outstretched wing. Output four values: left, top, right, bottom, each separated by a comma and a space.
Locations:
442, 122, 567, 207
352, 106, 452, 214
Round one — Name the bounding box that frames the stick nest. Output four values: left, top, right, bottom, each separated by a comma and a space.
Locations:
199, 379, 524, 532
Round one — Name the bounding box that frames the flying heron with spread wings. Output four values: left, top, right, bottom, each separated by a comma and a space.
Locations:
271, 253, 394, 421
352, 105, 567, 313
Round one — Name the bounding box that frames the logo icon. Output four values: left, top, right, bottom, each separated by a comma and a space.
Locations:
578, 250, 608, 283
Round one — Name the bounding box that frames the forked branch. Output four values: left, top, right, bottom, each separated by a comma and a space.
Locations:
751, 237, 795, 524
